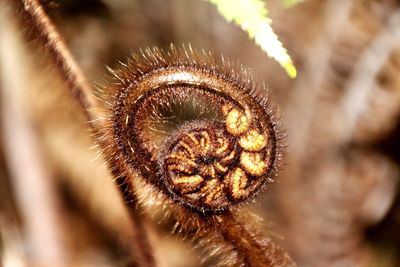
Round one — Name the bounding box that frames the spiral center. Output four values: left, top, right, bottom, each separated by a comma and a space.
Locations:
159, 107, 272, 213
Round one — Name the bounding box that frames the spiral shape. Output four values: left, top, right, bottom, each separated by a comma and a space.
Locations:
107, 46, 281, 214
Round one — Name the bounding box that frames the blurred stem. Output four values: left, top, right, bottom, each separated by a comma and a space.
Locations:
0, 11, 67, 266
286, 0, 353, 159
336, 9, 400, 141
11, 1, 159, 266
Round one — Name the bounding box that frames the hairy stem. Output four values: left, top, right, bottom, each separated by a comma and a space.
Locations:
214, 213, 295, 267
11, 1, 158, 266
174, 206, 295, 267
15, 0, 100, 121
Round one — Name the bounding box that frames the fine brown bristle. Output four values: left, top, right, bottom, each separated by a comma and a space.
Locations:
100, 45, 283, 214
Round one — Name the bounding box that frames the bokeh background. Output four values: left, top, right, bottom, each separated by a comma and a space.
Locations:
1, 0, 400, 266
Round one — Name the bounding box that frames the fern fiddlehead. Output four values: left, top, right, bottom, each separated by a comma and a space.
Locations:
103, 46, 281, 215
100, 46, 294, 266
13, 0, 294, 265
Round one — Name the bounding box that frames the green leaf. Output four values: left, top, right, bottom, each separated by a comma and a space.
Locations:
207, 0, 297, 78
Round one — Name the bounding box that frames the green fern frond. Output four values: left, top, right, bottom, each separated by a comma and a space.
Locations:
207, 0, 297, 78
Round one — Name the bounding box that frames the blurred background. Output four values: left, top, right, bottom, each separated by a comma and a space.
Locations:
1, 0, 400, 266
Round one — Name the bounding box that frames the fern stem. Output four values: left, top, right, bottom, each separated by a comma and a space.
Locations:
214, 213, 296, 267
12, 1, 159, 266
16, 0, 100, 121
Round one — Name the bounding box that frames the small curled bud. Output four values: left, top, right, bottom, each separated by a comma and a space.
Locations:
105, 45, 282, 214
